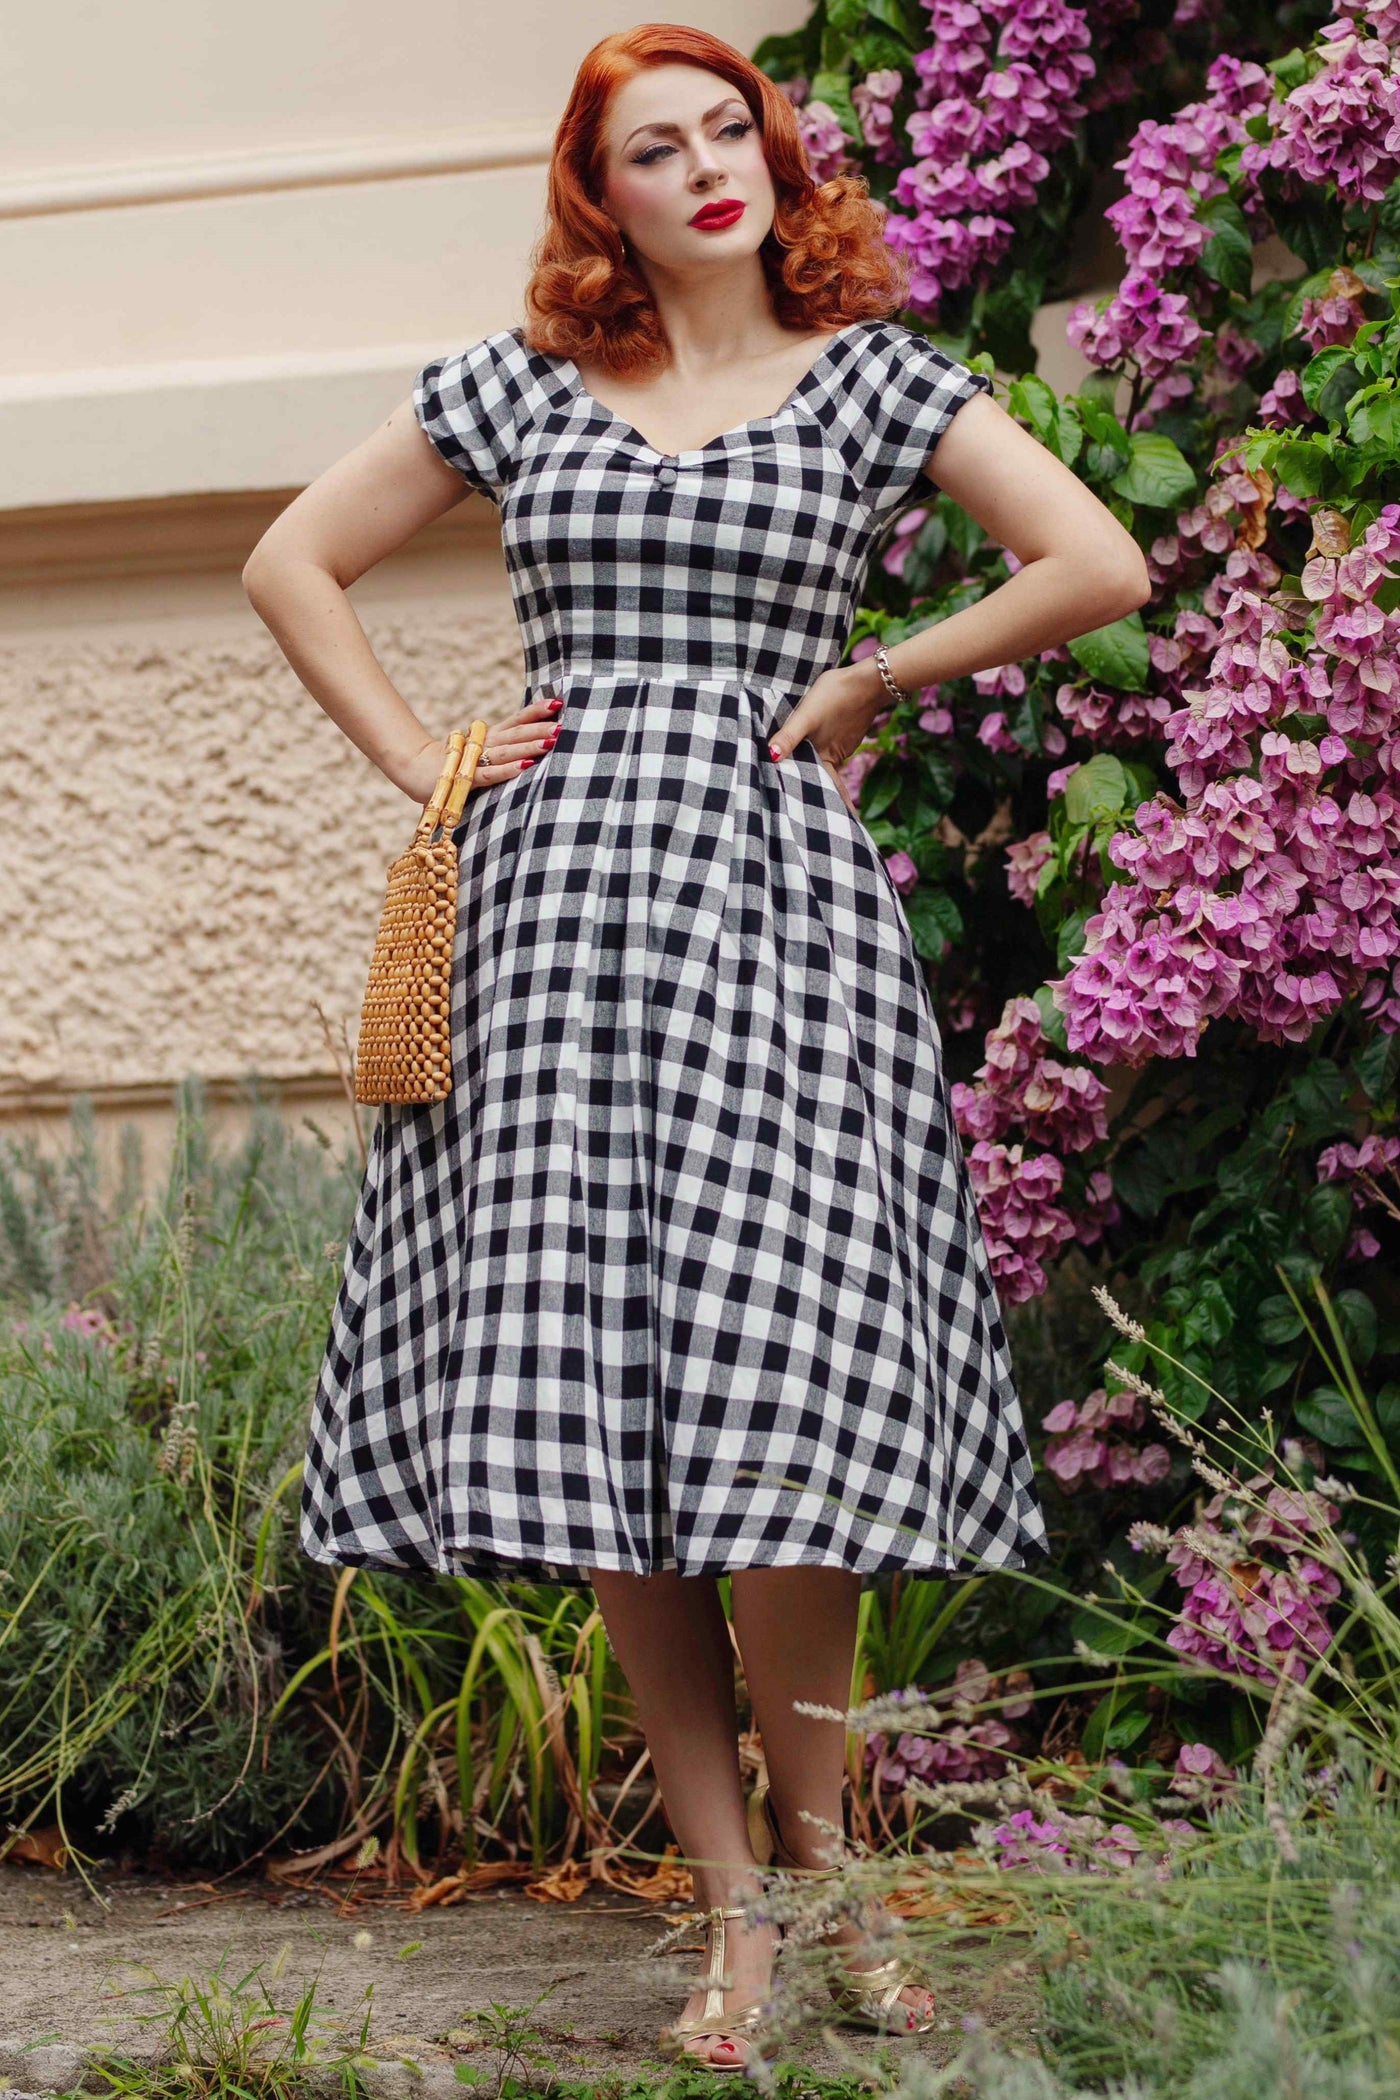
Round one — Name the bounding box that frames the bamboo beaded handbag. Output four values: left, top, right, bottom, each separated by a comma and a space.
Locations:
353, 722, 489, 1106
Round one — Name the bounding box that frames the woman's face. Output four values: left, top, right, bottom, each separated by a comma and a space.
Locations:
594, 63, 775, 274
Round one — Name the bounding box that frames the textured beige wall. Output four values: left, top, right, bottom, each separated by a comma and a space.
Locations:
3, 0, 1104, 1184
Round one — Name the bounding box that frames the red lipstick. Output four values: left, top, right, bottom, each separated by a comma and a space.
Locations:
689, 200, 745, 230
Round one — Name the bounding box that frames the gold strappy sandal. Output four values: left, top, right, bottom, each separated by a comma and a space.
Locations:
656, 1902, 775, 2074
747, 1779, 937, 2036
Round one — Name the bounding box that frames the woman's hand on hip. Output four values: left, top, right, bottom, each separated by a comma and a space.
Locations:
404, 696, 565, 807
765, 664, 879, 818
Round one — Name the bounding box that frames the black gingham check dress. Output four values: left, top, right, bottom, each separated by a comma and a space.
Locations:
301, 317, 1049, 1588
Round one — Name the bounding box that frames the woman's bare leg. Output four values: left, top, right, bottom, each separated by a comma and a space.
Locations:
586, 1567, 779, 2069
729, 1565, 936, 2029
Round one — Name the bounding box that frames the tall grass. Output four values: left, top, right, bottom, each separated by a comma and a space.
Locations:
748, 1282, 1400, 2098
1, 1085, 992, 1882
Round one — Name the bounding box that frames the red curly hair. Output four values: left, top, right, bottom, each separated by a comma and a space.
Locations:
522, 24, 910, 379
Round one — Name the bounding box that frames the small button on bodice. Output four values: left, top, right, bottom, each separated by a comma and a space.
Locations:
655, 457, 678, 487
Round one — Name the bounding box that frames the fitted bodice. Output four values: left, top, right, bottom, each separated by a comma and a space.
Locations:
412, 319, 994, 708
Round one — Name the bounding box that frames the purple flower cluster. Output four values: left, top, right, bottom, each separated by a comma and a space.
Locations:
1245, 21, 1400, 206
1317, 1132, 1400, 1261
1005, 830, 1054, 906
1299, 267, 1372, 351
988, 1805, 1166, 1875
952, 997, 1117, 1299
1067, 56, 1273, 384
953, 996, 1110, 1151
1148, 1476, 1344, 1687
883, 0, 1096, 314
1168, 1740, 1238, 1805
789, 92, 856, 184
866, 1658, 1033, 1788
1042, 1386, 1172, 1491
852, 69, 906, 165
1146, 472, 1277, 595
1058, 506, 1400, 1064
1055, 680, 1173, 747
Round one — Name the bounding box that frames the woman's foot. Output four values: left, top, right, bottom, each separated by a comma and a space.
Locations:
820, 1902, 936, 2031
670, 1901, 780, 2070
758, 1792, 933, 2032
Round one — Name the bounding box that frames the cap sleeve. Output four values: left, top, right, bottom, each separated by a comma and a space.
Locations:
861, 327, 993, 516
412, 332, 520, 503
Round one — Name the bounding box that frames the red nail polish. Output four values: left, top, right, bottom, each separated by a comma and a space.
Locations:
520, 758, 535, 768
546, 696, 565, 711
544, 728, 560, 745
768, 742, 782, 760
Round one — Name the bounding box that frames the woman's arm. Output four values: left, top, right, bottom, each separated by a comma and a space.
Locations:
851, 388, 1152, 708
242, 400, 469, 802
242, 401, 556, 805
767, 387, 1152, 779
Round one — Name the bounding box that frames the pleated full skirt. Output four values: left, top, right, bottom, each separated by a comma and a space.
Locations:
301, 673, 1049, 1587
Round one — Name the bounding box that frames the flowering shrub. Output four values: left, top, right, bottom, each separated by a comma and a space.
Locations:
1130, 1472, 1344, 1686
948, 995, 1118, 1300
766, 0, 1400, 1790
865, 1656, 1034, 1789
1042, 1386, 1172, 1489
1058, 503, 1400, 1064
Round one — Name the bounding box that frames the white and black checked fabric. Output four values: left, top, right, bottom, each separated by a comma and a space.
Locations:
301, 318, 1049, 1587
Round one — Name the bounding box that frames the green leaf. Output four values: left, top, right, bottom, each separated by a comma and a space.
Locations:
866, 0, 922, 36
1066, 613, 1151, 691
1273, 438, 1335, 498
1034, 985, 1069, 1053
1268, 46, 1309, 91
1056, 907, 1091, 973
903, 884, 963, 959
1377, 1384, 1400, 1445
1349, 384, 1400, 447
1290, 1058, 1350, 1131
1077, 394, 1132, 464
859, 755, 904, 822
1334, 1289, 1378, 1367
751, 31, 814, 79
1104, 1706, 1152, 1751
1197, 196, 1253, 298
1159, 1350, 1212, 1423
1300, 346, 1354, 410
1303, 1179, 1353, 1261
1082, 1693, 1150, 1761
978, 270, 1044, 375
1111, 433, 1196, 509
1063, 754, 1132, 826
850, 31, 915, 73
920, 744, 958, 811
1071, 1603, 1151, 1657
809, 71, 863, 141
1257, 1355, 1297, 1398
1181, 1277, 1233, 1350
1008, 374, 1059, 444
1052, 401, 1084, 468
1257, 1294, 1304, 1347
1295, 1384, 1368, 1447
1354, 1032, 1399, 1105
1112, 1146, 1176, 1224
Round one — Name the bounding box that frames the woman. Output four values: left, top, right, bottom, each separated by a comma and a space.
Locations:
244, 23, 1148, 2075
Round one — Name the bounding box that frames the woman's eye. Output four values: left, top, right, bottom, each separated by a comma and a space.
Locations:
632, 119, 753, 165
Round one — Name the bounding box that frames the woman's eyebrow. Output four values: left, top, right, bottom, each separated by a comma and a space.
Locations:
622, 98, 746, 146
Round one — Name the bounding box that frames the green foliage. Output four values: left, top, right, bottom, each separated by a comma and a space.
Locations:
80, 1950, 375, 2100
